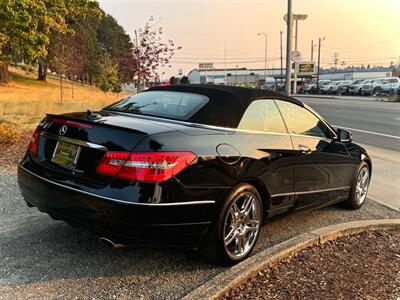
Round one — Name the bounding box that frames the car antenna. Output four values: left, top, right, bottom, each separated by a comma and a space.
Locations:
87, 109, 101, 120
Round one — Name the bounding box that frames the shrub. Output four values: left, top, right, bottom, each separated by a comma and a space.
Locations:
0, 122, 22, 144
112, 82, 123, 94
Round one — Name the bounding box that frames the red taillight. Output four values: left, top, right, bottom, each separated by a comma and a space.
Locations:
96, 151, 196, 182
28, 129, 39, 154
52, 118, 92, 129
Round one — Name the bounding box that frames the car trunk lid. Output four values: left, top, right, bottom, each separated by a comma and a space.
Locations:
32, 111, 177, 186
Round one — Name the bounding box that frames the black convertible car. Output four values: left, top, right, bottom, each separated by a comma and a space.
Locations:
18, 85, 371, 264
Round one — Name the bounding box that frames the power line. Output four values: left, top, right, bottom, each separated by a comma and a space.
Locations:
323, 36, 399, 51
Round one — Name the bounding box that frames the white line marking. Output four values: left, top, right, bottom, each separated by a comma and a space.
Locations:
333, 125, 400, 139
395, 117, 400, 120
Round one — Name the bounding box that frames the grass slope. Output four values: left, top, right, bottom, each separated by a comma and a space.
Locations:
0, 67, 126, 128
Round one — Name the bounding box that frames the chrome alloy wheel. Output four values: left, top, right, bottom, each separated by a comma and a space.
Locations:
355, 166, 370, 205
223, 192, 262, 259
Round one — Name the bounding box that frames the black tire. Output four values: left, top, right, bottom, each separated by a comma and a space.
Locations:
344, 162, 370, 210
199, 183, 263, 265
373, 87, 382, 96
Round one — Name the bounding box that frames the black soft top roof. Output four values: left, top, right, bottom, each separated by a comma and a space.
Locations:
148, 84, 303, 128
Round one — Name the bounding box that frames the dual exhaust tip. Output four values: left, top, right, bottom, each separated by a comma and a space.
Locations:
98, 237, 126, 249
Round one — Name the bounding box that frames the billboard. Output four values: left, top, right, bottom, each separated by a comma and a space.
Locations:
297, 62, 315, 75
199, 63, 213, 70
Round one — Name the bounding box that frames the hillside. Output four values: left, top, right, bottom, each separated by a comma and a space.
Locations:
0, 67, 126, 129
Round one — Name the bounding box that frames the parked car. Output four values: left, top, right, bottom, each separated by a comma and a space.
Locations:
381, 77, 400, 94
347, 79, 366, 95
320, 81, 340, 94
17, 85, 372, 264
328, 80, 344, 94
361, 78, 386, 96
302, 80, 331, 94
337, 80, 353, 95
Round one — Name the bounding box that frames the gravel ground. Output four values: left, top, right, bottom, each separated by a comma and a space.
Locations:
0, 131, 30, 174
222, 228, 400, 299
1, 138, 399, 299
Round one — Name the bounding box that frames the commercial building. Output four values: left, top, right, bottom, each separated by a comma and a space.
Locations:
187, 66, 393, 86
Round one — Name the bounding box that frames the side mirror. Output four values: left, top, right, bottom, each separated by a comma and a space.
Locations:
337, 128, 352, 143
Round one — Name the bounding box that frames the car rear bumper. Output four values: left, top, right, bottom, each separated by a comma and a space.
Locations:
17, 164, 215, 246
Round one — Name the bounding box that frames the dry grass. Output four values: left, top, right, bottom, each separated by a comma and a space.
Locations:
0, 67, 127, 129
0, 121, 22, 144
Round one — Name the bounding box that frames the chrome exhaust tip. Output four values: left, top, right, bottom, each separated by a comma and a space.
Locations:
98, 237, 126, 249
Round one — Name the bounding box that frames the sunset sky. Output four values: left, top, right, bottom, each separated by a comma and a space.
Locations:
99, 0, 400, 78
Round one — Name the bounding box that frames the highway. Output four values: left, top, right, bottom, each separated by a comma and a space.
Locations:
300, 97, 400, 152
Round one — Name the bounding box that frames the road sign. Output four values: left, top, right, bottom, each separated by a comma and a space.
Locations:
284, 13, 308, 23
199, 63, 213, 70
291, 51, 301, 62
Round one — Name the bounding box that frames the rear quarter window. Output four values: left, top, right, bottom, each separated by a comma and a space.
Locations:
105, 91, 209, 120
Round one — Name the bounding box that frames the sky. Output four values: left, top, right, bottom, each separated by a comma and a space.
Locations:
98, 0, 400, 79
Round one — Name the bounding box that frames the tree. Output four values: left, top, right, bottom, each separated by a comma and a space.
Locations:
134, 16, 181, 89
180, 76, 189, 84
97, 14, 135, 83
95, 54, 119, 97
37, 0, 102, 81
0, 0, 48, 83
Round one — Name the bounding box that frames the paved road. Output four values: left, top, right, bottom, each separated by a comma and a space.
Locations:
299, 97, 400, 151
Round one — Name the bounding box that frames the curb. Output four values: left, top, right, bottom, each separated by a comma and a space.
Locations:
183, 219, 400, 300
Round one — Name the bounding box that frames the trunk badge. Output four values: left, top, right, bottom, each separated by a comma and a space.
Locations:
59, 125, 68, 136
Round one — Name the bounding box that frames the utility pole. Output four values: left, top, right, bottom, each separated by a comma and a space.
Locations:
293, 19, 298, 94
258, 33, 268, 84
285, 0, 293, 96
311, 40, 314, 61
316, 37, 324, 93
280, 31, 283, 86
333, 52, 339, 71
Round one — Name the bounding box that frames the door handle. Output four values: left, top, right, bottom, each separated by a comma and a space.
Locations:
298, 144, 312, 154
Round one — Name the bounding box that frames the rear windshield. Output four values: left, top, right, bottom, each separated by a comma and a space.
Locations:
104, 91, 209, 120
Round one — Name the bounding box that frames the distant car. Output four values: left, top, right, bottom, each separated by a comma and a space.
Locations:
328, 81, 344, 95
17, 85, 372, 264
381, 77, 400, 94
361, 79, 386, 96
320, 81, 340, 94
302, 80, 331, 94
359, 79, 376, 96
348, 79, 366, 95
337, 80, 353, 95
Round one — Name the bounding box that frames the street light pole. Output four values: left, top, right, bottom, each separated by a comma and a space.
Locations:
311, 40, 314, 61
285, 0, 293, 95
224, 41, 227, 85
292, 14, 308, 95
258, 33, 268, 84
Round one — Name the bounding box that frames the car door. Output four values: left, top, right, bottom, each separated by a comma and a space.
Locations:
236, 99, 295, 216
275, 100, 353, 209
